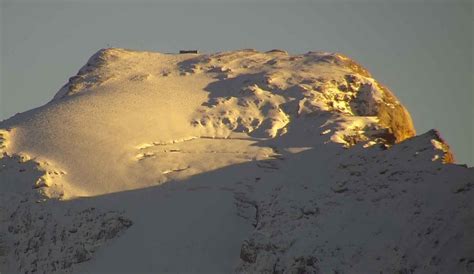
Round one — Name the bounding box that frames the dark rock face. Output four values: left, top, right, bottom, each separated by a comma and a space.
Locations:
377, 100, 416, 143
423, 129, 455, 163
240, 240, 257, 263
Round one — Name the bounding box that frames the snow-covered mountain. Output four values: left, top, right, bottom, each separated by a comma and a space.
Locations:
0, 48, 472, 274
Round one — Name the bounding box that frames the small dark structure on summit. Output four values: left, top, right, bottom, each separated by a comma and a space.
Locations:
179, 50, 199, 54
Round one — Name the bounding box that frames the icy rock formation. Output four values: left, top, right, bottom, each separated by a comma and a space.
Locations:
181, 50, 416, 145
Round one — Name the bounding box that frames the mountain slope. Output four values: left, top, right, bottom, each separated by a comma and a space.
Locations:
0, 48, 472, 274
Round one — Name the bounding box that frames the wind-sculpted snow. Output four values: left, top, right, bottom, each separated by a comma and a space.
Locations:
0, 48, 472, 273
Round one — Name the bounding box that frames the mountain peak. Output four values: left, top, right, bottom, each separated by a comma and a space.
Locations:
1, 48, 471, 274
53, 49, 415, 147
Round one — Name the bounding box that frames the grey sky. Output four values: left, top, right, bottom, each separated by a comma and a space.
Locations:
1, 0, 472, 165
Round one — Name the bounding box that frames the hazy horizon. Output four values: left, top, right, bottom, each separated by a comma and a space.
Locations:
1, 0, 472, 164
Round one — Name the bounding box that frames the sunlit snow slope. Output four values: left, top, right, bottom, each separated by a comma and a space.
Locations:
0, 48, 472, 274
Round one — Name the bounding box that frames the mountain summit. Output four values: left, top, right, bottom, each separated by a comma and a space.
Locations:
0, 48, 472, 273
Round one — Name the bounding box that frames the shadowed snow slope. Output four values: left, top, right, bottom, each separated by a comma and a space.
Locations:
0, 48, 472, 273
